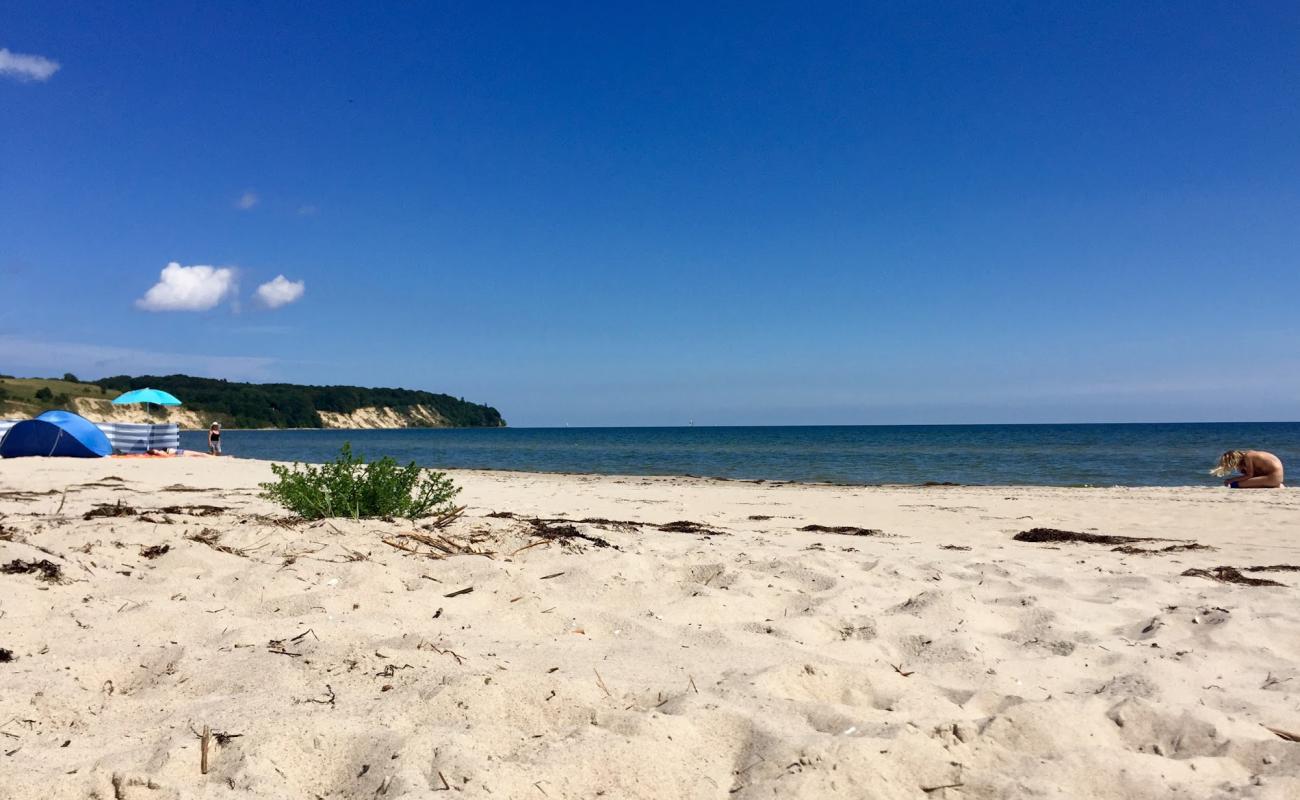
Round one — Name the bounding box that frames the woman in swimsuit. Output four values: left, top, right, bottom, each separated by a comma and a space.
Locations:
208, 422, 222, 456
1211, 450, 1284, 488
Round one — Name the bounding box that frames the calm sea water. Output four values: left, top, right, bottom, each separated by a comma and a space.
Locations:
180, 423, 1300, 487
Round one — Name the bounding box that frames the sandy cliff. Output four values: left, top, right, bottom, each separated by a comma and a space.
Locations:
316, 404, 451, 429
68, 397, 209, 428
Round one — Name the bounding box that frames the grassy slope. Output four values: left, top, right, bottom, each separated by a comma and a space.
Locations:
0, 377, 113, 417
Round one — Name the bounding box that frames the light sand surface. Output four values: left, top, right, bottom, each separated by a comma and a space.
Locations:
1, 457, 1298, 799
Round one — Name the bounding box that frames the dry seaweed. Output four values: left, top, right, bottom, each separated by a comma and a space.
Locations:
490, 510, 725, 536
156, 505, 227, 517
299, 684, 336, 705
569, 517, 639, 532
77, 478, 134, 490
0, 648, 13, 663
83, 502, 138, 520
268, 628, 318, 657
747, 515, 773, 521
799, 524, 883, 537
1245, 564, 1300, 573
488, 511, 643, 531
1112, 543, 1215, 555
140, 544, 170, 560
1014, 528, 1164, 545
939, 544, 972, 551
0, 489, 59, 502
242, 513, 304, 529
525, 519, 614, 549
1182, 567, 1285, 587
2, 559, 63, 582
185, 529, 248, 558
657, 520, 725, 536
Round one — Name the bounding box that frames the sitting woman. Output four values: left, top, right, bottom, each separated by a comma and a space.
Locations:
1211, 450, 1285, 488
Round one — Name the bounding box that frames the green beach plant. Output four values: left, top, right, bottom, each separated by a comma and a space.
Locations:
260, 443, 459, 520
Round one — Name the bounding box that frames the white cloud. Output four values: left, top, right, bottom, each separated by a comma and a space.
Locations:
235, 191, 259, 210
0, 48, 60, 82
136, 262, 237, 312
255, 275, 306, 308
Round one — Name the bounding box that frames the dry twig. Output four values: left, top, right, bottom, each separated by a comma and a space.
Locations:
1263, 724, 1300, 742
1182, 567, 1285, 587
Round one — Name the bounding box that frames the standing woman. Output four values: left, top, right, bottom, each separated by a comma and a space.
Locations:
1211, 450, 1284, 488
208, 422, 222, 456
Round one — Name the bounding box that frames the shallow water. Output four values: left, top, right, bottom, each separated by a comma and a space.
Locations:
181, 422, 1300, 487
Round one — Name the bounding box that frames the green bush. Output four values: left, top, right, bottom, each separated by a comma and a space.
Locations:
259, 443, 459, 520
34, 387, 53, 402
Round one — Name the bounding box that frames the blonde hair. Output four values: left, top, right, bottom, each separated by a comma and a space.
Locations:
1210, 450, 1245, 477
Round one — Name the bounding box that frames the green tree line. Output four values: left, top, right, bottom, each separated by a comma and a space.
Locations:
93, 374, 506, 429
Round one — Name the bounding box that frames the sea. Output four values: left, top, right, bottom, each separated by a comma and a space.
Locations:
179, 422, 1300, 488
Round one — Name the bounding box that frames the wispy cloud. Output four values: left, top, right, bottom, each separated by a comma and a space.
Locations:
0, 335, 275, 381
296, 204, 318, 216
255, 275, 305, 309
235, 191, 259, 210
136, 262, 237, 312
0, 47, 60, 82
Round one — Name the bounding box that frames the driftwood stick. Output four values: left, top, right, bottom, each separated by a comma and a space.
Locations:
200, 724, 210, 774
381, 537, 423, 555
509, 540, 551, 557
921, 783, 964, 793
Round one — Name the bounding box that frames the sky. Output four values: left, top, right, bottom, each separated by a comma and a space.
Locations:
2, 2, 1298, 426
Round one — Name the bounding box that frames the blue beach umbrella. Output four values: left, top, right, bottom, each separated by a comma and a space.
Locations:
112, 388, 183, 406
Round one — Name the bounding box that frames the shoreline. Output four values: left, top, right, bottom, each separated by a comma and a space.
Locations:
2, 457, 1297, 798
176, 452, 1276, 491
170, 422, 1299, 490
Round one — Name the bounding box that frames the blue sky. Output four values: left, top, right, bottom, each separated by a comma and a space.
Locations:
2, 2, 1297, 426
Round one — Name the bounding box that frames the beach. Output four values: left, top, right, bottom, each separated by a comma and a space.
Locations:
1, 457, 1297, 799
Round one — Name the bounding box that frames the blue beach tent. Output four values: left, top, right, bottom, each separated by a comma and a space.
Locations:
0, 410, 113, 458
